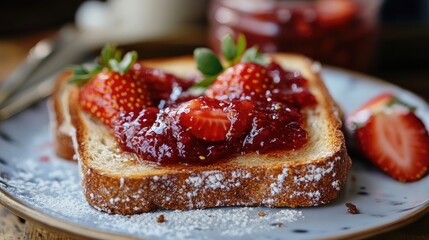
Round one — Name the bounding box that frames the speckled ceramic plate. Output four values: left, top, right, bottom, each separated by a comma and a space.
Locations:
1, 67, 428, 240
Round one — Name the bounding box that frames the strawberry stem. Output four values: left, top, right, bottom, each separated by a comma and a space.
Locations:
68, 44, 138, 86
109, 51, 138, 74
222, 35, 237, 63
387, 96, 417, 111
194, 48, 223, 76
241, 46, 269, 66
192, 75, 217, 88
68, 65, 102, 86
192, 34, 268, 90
233, 34, 247, 65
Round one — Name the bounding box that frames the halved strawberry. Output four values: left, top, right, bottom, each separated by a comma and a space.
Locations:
347, 93, 409, 129
206, 62, 274, 101
184, 110, 229, 141
178, 97, 253, 141
355, 112, 429, 182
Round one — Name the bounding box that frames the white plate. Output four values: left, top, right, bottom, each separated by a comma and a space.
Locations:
1, 67, 428, 240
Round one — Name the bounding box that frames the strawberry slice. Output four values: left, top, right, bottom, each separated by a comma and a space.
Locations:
178, 97, 253, 141
179, 98, 231, 141
347, 93, 412, 129
347, 92, 393, 130
355, 112, 429, 182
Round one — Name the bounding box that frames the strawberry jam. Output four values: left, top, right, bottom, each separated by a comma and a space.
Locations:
131, 62, 195, 108
209, 0, 381, 71
113, 61, 316, 164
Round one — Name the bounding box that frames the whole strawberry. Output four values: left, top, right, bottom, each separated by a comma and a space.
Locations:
192, 34, 316, 108
348, 93, 429, 182
206, 62, 274, 101
69, 44, 152, 126
191, 34, 272, 101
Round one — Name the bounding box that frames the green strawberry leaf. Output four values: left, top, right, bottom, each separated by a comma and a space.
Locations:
113, 49, 122, 62
192, 75, 217, 88
90, 65, 102, 75
100, 44, 116, 67
69, 44, 136, 86
192, 34, 268, 90
222, 35, 237, 63
234, 34, 247, 63
108, 59, 121, 73
108, 49, 137, 74
388, 96, 417, 111
71, 65, 89, 76
68, 65, 102, 86
68, 75, 90, 86
241, 47, 269, 66
194, 48, 224, 76
119, 51, 138, 73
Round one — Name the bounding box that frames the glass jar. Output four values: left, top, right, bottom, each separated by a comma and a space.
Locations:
209, 0, 382, 71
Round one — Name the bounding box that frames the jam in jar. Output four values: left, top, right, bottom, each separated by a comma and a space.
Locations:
209, 0, 382, 71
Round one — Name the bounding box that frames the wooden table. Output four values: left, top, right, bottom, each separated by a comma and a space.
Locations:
0, 29, 428, 240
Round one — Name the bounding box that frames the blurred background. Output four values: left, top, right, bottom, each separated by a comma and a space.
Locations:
0, 0, 428, 100
0, 0, 429, 238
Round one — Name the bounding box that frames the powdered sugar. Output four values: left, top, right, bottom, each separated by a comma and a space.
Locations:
205, 171, 226, 189
185, 170, 252, 191
293, 160, 336, 185
0, 122, 342, 239
332, 180, 340, 190
1, 157, 304, 239
270, 167, 289, 195
4, 66, 429, 239
0, 100, 345, 239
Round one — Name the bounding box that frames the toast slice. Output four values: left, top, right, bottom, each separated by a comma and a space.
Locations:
65, 53, 351, 215
50, 71, 77, 160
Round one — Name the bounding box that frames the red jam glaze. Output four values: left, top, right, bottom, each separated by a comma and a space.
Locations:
266, 62, 317, 108
113, 61, 316, 164
131, 62, 195, 107
242, 101, 306, 154
115, 97, 257, 164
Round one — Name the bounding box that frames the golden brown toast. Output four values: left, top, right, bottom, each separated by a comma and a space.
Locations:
62, 53, 351, 215
50, 71, 76, 160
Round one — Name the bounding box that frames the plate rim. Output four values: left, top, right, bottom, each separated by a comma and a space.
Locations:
0, 66, 428, 240
0, 189, 131, 240
1, 187, 429, 240
323, 65, 428, 106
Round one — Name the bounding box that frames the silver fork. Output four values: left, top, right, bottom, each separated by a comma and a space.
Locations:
0, 26, 98, 120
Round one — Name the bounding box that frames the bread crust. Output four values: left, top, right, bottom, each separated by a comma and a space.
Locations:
51, 71, 76, 160
67, 53, 351, 214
